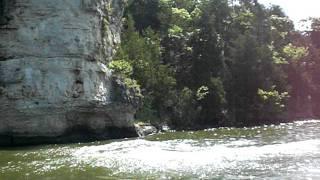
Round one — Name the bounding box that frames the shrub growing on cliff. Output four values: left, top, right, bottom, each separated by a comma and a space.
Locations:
108, 60, 133, 77
114, 15, 176, 123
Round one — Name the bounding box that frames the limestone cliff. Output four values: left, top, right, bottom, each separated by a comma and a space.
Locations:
0, 0, 138, 146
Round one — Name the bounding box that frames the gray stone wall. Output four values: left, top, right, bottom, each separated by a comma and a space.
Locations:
0, 0, 137, 146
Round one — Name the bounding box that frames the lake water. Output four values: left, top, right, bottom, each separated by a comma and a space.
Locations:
1, 120, 320, 179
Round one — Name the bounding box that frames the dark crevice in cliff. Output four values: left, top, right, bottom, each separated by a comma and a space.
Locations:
0, 0, 15, 25
0, 0, 7, 25
0, 55, 99, 62
0, 56, 14, 61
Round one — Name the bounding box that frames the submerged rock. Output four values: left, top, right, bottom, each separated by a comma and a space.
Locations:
135, 123, 158, 137
0, 0, 138, 146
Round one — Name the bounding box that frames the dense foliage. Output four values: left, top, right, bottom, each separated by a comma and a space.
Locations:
109, 0, 320, 129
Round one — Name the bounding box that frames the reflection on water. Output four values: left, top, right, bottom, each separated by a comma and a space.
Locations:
1, 120, 320, 179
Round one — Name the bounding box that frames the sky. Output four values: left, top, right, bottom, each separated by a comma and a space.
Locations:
258, 0, 320, 30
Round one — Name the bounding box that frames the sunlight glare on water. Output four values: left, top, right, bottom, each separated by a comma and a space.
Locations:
1, 120, 320, 179
73, 138, 320, 179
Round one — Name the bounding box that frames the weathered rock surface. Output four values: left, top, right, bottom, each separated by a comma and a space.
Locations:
0, 0, 138, 146
135, 123, 158, 137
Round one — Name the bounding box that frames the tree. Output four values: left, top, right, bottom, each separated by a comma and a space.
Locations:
120, 0, 318, 129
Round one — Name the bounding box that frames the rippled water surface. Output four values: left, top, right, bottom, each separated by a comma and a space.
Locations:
1, 120, 320, 179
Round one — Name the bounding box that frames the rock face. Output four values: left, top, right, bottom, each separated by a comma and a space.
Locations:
0, 0, 138, 146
